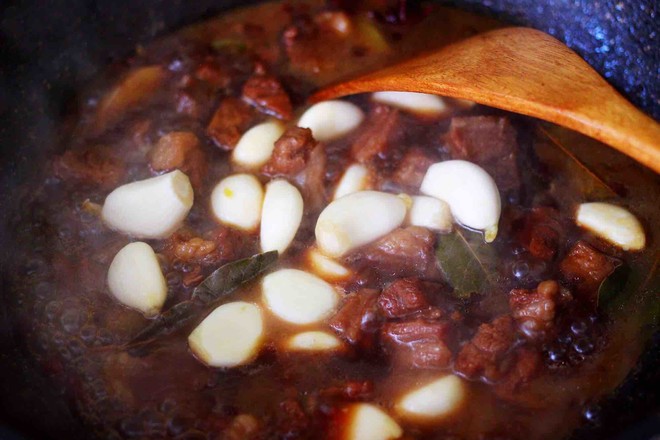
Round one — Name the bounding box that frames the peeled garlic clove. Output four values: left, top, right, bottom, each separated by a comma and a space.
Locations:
260, 179, 304, 254
408, 196, 452, 232
420, 160, 500, 242
396, 375, 466, 420
188, 301, 263, 368
372, 91, 447, 116
298, 100, 364, 142
286, 331, 342, 351
232, 120, 285, 169
334, 163, 371, 200
316, 191, 407, 257
345, 403, 402, 440
211, 174, 264, 232
107, 242, 167, 316
306, 248, 352, 281
262, 269, 338, 325
102, 170, 194, 239
576, 202, 645, 251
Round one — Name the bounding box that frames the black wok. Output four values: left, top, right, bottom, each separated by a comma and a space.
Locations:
0, 1, 657, 439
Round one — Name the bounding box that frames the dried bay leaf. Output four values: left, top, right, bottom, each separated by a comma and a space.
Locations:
125, 251, 277, 351
534, 125, 617, 206
435, 229, 499, 298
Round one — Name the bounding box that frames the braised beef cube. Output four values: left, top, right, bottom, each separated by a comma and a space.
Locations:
53, 149, 125, 189
455, 316, 515, 380
493, 347, 542, 400
391, 147, 438, 189
149, 131, 207, 189
294, 144, 328, 212
381, 319, 452, 369
509, 280, 561, 338
150, 131, 199, 171
282, 13, 350, 76
242, 73, 292, 120
347, 226, 443, 281
445, 116, 520, 191
195, 59, 231, 88
351, 104, 401, 163
378, 278, 429, 318
516, 207, 563, 260
262, 127, 318, 177
329, 289, 380, 346
206, 97, 257, 150
560, 241, 617, 299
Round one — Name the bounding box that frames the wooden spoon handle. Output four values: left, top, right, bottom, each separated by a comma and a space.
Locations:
313, 28, 660, 173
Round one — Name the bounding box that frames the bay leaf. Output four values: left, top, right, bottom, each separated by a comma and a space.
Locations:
192, 250, 278, 304
435, 229, 498, 298
534, 125, 617, 206
125, 251, 277, 350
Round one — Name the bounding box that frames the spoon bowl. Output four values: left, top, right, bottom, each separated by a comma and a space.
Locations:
312, 27, 660, 173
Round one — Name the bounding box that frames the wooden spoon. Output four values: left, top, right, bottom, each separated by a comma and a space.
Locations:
312, 27, 660, 173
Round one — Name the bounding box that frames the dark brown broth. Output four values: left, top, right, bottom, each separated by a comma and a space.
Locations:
7, 1, 659, 439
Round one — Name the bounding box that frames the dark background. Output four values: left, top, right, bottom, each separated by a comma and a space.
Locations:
0, 0, 658, 438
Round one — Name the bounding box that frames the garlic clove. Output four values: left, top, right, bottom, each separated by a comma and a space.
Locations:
102, 170, 193, 239
315, 191, 407, 257
260, 179, 304, 254
420, 160, 500, 241
396, 375, 466, 421
298, 100, 364, 142
188, 301, 264, 368
576, 202, 646, 251
285, 331, 342, 351
306, 248, 352, 281
408, 195, 453, 232
232, 120, 285, 169
107, 242, 167, 316
262, 269, 339, 325
211, 174, 264, 232
345, 403, 402, 440
334, 163, 371, 200
372, 91, 447, 117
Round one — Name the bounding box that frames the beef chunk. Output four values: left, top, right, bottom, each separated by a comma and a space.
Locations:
493, 347, 542, 401
262, 127, 318, 177
329, 289, 380, 346
163, 226, 245, 266
390, 147, 437, 189
194, 59, 231, 88
347, 226, 443, 281
455, 316, 516, 381
294, 144, 328, 212
515, 207, 563, 260
445, 116, 520, 191
351, 104, 401, 163
149, 131, 207, 188
381, 319, 452, 369
242, 74, 292, 120
206, 97, 257, 150
378, 278, 429, 318
560, 241, 617, 299
53, 149, 125, 189
282, 12, 350, 77
509, 280, 562, 339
